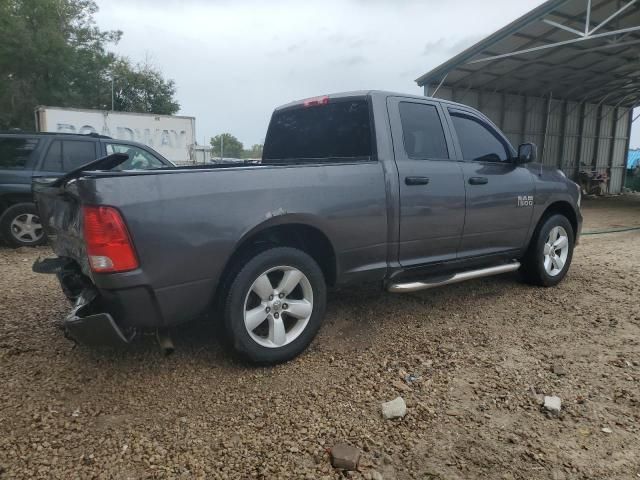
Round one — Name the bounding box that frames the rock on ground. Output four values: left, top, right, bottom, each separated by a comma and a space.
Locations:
330, 443, 361, 470
381, 397, 407, 419
543, 396, 562, 415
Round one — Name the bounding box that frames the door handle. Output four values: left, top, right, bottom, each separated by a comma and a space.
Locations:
405, 176, 430, 186
468, 176, 488, 185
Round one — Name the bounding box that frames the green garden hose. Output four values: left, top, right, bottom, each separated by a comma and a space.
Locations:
582, 226, 640, 236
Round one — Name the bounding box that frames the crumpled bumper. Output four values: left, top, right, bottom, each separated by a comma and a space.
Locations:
34, 256, 196, 342
64, 290, 134, 346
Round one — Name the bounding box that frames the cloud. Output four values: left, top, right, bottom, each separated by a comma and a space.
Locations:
94, 0, 547, 146
422, 35, 485, 57
333, 55, 368, 67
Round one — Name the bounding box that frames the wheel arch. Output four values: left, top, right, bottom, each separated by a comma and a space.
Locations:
217, 216, 338, 302
0, 194, 35, 215
526, 200, 578, 253
539, 201, 578, 238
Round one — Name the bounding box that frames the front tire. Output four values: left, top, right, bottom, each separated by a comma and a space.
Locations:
223, 247, 326, 364
521, 214, 574, 287
0, 203, 46, 248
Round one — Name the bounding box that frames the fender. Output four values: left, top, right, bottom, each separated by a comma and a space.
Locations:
219, 212, 340, 286
234, 211, 336, 251
522, 164, 582, 248
525, 191, 581, 249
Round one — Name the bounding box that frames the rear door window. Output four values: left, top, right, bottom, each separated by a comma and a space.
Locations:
263, 99, 372, 162
0, 137, 40, 169
41, 140, 96, 171
398, 102, 449, 159
42, 140, 63, 171
449, 112, 510, 162
105, 143, 167, 169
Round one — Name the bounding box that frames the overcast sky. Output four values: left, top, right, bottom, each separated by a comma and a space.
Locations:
94, 0, 639, 149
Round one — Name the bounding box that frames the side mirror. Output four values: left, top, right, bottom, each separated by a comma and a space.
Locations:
517, 143, 537, 164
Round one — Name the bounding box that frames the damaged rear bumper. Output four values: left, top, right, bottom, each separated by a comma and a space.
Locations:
34, 256, 207, 347
34, 257, 134, 346
64, 290, 135, 346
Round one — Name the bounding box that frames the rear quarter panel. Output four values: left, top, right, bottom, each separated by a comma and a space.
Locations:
78, 163, 389, 324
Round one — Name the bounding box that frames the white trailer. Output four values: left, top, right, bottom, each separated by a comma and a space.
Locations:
34, 106, 196, 163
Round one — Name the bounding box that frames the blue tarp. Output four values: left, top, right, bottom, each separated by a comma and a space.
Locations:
628, 150, 640, 169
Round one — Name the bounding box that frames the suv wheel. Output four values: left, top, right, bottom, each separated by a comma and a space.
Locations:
223, 247, 326, 364
521, 214, 574, 287
0, 203, 46, 248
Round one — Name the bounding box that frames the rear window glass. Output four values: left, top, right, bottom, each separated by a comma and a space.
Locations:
0, 137, 39, 169
263, 99, 372, 162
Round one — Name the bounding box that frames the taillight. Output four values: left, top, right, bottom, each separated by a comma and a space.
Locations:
303, 95, 329, 107
82, 206, 139, 273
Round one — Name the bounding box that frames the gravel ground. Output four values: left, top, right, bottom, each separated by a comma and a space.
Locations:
1, 195, 639, 479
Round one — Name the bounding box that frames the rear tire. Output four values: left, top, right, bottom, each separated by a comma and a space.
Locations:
521, 214, 574, 287
223, 247, 326, 364
0, 203, 46, 248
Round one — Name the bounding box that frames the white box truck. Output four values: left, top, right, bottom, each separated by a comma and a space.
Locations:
34, 106, 196, 163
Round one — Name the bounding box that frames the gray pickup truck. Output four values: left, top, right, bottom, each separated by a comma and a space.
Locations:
34, 91, 582, 364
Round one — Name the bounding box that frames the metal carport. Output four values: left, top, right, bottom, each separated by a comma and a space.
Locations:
416, 0, 640, 194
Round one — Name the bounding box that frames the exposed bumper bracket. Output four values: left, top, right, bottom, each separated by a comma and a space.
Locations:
33, 256, 73, 274
63, 291, 134, 346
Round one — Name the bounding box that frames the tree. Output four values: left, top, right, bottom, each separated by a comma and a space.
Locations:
243, 144, 263, 159
108, 58, 180, 115
0, 0, 179, 130
210, 133, 243, 159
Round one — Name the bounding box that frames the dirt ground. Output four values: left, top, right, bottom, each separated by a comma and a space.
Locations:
1, 195, 639, 479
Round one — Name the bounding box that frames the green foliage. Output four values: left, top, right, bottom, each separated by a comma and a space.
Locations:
110, 58, 180, 114
0, 0, 180, 130
243, 143, 263, 159
210, 133, 244, 159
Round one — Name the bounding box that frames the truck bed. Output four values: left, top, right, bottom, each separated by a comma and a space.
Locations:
34, 160, 390, 329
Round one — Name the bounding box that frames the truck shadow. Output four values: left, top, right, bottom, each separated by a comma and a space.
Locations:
316, 275, 515, 354
65, 273, 521, 369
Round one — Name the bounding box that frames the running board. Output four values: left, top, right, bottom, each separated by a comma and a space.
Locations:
387, 262, 521, 293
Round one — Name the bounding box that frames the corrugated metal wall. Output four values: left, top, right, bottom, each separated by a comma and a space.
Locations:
428, 86, 631, 194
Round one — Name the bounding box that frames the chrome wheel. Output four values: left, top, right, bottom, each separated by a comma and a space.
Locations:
243, 266, 313, 348
10, 213, 43, 243
543, 226, 569, 277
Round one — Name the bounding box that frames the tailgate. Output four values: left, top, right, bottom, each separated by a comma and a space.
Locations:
33, 178, 90, 275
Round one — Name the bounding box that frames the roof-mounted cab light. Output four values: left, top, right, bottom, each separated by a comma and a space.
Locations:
303, 96, 329, 108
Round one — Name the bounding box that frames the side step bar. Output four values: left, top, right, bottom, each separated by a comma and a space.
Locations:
388, 262, 521, 293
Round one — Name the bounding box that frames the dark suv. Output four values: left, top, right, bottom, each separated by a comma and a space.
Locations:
0, 132, 173, 247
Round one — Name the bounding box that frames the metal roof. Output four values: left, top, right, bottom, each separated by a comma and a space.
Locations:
416, 0, 640, 107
